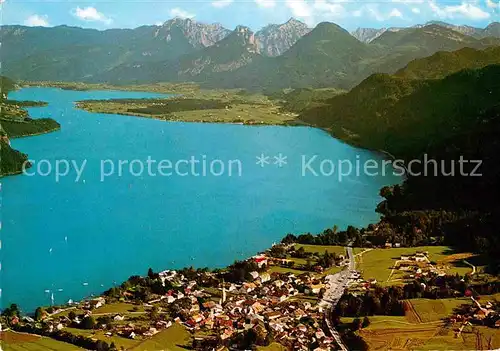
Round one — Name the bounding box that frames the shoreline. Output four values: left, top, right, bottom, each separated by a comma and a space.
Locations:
75, 104, 299, 127
9, 126, 61, 139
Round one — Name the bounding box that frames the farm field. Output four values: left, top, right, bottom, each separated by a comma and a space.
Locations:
357, 246, 475, 285
342, 297, 500, 350
358, 322, 500, 350
407, 298, 470, 323
0, 331, 82, 351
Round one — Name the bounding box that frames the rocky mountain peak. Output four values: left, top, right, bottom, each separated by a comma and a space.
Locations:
351, 27, 387, 43
155, 17, 231, 48
255, 18, 310, 57
230, 26, 258, 53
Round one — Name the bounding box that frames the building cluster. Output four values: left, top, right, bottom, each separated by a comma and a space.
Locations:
395, 251, 446, 279
154, 268, 335, 349
448, 297, 500, 340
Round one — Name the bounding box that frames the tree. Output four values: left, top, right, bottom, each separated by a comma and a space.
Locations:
2, 304, 20, 318
147, 267, 155, 279
352, 317, 363, 330
35, 307, 45, 321
149, 306, 160, 321
68, 311, 77, 320
362, 316, 371, 328
81, 315, 96, 330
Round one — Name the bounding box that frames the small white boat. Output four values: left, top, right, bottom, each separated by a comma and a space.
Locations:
82, 282, 89, 286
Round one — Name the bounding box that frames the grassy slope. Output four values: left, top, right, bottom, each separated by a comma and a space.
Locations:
0, 331, 83, 351
130, 323, 191, 351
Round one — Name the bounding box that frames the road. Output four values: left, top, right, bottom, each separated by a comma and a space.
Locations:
320, 245, 356, 351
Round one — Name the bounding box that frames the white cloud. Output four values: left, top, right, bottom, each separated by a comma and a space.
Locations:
314, 0, 346, 17
255, 0, 276, 8
73, 7, 112, 24
286, 0, 313, 18
352, 9, 363, 17
389, 8, 404, 17
412, 7, 421, 13
362, 5, 405, 21
486, 0, 498, 8
211, 0, 233, 8
392, 0, 424, 3
429, 1, 490, 20
24, 14, 50, 27
169, 8, 195, 19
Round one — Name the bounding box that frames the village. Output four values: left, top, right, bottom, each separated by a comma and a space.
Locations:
4, 243, 500, 351
4, 244, 358, 350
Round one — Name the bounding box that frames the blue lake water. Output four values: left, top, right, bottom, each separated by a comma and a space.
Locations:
1, 87, 401, 312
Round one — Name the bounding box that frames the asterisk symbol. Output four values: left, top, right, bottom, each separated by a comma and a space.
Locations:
274, 153, 288, 168
256, 153, 270, 167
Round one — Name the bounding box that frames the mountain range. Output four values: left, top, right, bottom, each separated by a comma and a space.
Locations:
1, 18, 499, 90
351, 21, 500, 43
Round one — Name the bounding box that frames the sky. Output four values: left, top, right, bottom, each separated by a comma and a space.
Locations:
0, 0, 498, 31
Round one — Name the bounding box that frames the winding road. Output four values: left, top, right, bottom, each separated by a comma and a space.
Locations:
321, 245, 356, 351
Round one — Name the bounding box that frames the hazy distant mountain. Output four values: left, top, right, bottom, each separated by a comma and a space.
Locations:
255, 18, 310, 56
420, 21, 483, 37
350, 27, 387, 43
353, 21, 500, 43
483, 22, 500, 38
364, 24, 500, 76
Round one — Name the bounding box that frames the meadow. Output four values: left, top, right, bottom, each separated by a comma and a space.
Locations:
356, 246, 475, 285
0, 331, 82, 351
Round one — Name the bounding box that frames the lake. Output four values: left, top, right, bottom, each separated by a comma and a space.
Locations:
1, 87, 401, 312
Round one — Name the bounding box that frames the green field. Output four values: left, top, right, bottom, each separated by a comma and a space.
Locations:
76, 91, 297, 126
64, 327, 140, 350
357, 246, 474, 284
0, 331, 82, 351
257, 343, 288, 351
130, 323, 191, 350
294, 244, 347, 256
92, 302, 146, 315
